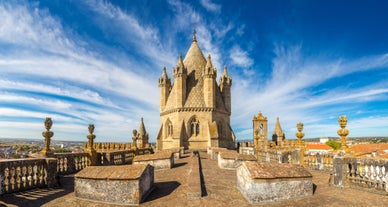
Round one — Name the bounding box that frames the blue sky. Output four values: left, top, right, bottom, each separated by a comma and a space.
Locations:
1, 0, 387, 142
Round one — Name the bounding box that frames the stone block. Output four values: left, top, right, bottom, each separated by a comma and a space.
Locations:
133, 151, 174, 170
218, 150, 256, 170
237, 161, 313, 204
75, 164, 154, 206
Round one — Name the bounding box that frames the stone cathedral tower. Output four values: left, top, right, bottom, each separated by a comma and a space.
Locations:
157, 33, 235, 150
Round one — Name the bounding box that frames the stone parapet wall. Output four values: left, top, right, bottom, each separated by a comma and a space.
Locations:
75, 164, 154, 205
0, 158, 58, 195
237, 161, 313, 204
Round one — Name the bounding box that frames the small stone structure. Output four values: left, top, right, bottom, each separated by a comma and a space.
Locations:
237, 161, 313, 204
207, 147, 229, 160
75, 164, 154, 206
217, 150, 256, 170
133, 151, 174, 170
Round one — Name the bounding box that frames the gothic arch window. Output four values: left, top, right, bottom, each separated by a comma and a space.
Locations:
259, 123, 263, 136
166, 119, 173, 137
189, 117, 200, 137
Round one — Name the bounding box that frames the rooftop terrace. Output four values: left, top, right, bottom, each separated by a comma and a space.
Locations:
1, 151, 387, 207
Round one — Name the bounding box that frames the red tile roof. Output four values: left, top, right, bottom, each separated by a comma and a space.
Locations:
307, 143, 332, 150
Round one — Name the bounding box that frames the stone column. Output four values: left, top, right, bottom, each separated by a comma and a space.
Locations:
41, 117, 54, 157
85, 124, 98, 166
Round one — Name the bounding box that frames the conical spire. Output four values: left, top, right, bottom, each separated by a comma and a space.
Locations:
183, 34, 206, 74
273, 117, 284, 136
205, 54, 214, 69
159, 66, 171, 86
223, 65, 228, 76
219, 65, 232, 86
173, 54, 187, 77
138, 117, 146, 136
177, 54, 184, 69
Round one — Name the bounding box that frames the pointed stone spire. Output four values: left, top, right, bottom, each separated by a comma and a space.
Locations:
219, 65, 232, 87
159, 66, 171, 87
173, 54, 187, 77
203, 54, 216, 78
138, 117, 146, 136
206, 54, 214, 69
273, 117, 285, 137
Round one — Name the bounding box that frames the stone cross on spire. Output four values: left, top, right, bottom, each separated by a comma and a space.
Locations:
192, 29, 197, 42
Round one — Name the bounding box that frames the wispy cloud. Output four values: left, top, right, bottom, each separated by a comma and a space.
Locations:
229, 45, 254, 68
199, 0, 221, 13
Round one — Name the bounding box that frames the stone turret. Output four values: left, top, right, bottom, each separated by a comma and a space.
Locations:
203, 54, 217, 108
132, 118, 149, 149
159, 67, 171, 111
219, 65, 232, 113
173, 55, 187, 108
272, 117, 285, 144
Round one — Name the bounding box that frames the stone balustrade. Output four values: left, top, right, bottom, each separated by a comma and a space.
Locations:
53, 153, 90, 175
100, 150, 136, 165
333, 156, 388, 195
85, 142, 133, 151
0, 158, 57, 195
305, 152, 334, 173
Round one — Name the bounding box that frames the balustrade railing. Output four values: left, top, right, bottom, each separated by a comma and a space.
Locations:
305, 152, 334, 173
53, 153, 89, 175
0, 158, 57, 195
335, 157, 388, 194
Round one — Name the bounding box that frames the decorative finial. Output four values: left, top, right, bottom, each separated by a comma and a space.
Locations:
192, 29, 197, 42
41, 117, 54, 156
337, 115, 349, 150
223, 65, 228, 75
296, 122, 304, 144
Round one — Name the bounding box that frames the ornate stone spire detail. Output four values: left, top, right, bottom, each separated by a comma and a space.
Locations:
158, 66, 171, 87
132, 117, 149, 149
138, 117, 146, 136
41, 117, 54, 157
203, 54, 216, 78
86, 124, 97, 166
220, 65, 232, 87
274, 117, 284, 136
192, 29, 197, 42
173, 55, 187, 77
337, 115, 349, 150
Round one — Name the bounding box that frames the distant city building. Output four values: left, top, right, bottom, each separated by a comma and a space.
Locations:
157, 33, 235, 150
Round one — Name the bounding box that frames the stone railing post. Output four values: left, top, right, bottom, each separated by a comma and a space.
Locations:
41, 117, 54, 157
332, 156, 348, 187
45, 158, 58, 188
85, 124, 98, 166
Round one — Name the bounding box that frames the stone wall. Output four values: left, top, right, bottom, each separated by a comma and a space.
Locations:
237, 161, 313, 204
75, 164, 154, 205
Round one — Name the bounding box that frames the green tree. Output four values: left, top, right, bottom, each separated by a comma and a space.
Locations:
325, 140, 341, 150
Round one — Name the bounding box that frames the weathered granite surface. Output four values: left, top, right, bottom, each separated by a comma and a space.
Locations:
217, 150, 256, 170
237, 161, 313, 204
75, 164, 154, 206
133, 151, 174, 170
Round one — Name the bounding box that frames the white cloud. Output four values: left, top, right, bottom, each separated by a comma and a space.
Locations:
229, 45, 254, 68
200, 0, 221, 13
